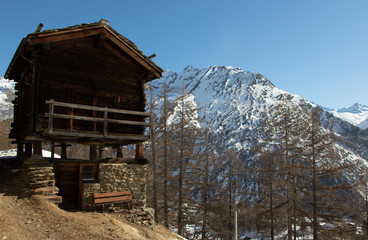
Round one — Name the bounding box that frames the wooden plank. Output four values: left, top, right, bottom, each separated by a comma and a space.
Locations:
45, 113, 150, 126
135, 143, 144, 159
46, 130, 150, 141
94, 191, 131, 198
103, 109, 108, 137
94, 195, 132, 204
67, 89, 73, 130
92, 97, 97, 132
28, 27, 104, 46
48, 101, 54, 133
46, 100, 152, 117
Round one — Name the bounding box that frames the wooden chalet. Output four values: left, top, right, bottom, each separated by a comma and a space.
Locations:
5, 19, 163, 209
5, 19, 162, 158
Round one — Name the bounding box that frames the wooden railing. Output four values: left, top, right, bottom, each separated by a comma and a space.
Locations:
45, 99, 152, 141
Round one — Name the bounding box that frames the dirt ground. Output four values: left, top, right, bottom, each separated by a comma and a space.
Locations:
0, 160, 181, 240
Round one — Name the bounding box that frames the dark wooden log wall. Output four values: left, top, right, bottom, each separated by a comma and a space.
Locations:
32, 39, 148, 138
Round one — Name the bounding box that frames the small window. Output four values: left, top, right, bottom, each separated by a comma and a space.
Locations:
82, 165, 95, 182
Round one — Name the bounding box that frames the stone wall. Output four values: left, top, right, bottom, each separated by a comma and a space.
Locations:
82, 182, 101, 210
23, 160, 62, 204
99, 163, 147, 208
82, 163, 147, 210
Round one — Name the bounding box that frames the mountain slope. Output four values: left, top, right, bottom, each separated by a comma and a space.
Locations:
150, 65, 368, 184
0, 77, 15, 119
326, 103, 368, 130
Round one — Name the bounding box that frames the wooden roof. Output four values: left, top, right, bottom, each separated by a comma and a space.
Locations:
5, 19, 163, 80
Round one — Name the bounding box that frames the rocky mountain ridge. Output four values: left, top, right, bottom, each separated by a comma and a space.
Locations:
325, 103, 368, 130
150, 65, 368, 186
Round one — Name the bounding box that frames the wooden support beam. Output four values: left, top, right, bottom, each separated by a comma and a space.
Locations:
90, 145, 97, 161
48, 99, 54, 133
103, 109, 108, 137
148, 54, 156, 59
33, 141, 42, 156
98, 147, 104, 159
35, 23, 43, 33
113, 96, 120, 133
61, 143, 67, 159
25, 143, 32, 158
116, 145, 123, 158
17, 143, 24, 158
51, 142, 55, 162
92, 96, 97, 132
135, 143, 144, 159
67, 89, 73, 131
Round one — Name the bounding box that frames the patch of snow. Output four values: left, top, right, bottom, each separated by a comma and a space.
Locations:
0, 149, 61, 158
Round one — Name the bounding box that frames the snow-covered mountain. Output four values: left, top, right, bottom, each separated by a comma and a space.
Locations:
325, 103, 368, 130
150, 65, 368, 186
0, 77, 15, 119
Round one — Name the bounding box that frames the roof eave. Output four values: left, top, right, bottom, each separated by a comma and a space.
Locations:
102, 25, 163, 78
6, 22, 163, 80
4, 38, 28, 79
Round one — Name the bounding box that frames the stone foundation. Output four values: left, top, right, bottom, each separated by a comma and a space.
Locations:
23, 160, 62, 204
81, 162, 153, 227
99, 163, 147, 208
116, 208, 155, 229
82, 163, 147, 210
82, 182, 101, 210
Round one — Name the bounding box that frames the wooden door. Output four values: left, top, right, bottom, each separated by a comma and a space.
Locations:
54, 163, 79, 209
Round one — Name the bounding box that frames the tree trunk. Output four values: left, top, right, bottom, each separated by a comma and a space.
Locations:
149, 86, 158, 222
163, 84, 169, 227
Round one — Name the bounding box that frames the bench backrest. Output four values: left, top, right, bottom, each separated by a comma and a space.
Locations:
93, 191, 132, 205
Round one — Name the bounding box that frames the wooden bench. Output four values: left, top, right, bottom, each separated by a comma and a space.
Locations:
93, 190, 134, 212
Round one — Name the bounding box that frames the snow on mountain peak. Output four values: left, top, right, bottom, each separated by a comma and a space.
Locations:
326, 103, 368, 130
151, 65, 314, 149
338, 103, 368, 114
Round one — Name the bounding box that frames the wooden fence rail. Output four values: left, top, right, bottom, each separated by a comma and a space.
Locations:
45, 99, 152, 141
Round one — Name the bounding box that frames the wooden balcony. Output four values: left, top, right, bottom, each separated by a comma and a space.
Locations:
43, 99, 152, 145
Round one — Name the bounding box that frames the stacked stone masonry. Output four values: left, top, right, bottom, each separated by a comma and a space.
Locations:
82, 182, 101, 210
115, 208, 155, 229
82, 163, 147, 210
82, 163, 152, 227
98, 163, 147, 208
24, 162, 62, 204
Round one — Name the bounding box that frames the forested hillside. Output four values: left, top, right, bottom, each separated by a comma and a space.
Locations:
145, 66, 368, 239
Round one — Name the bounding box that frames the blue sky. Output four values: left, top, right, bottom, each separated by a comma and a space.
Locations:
1, 0, 367, 109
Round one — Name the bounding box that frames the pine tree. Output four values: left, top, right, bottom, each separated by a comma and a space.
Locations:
254, 98, 305, 239
146, 84, 159, 222
149, 82, 173, 226
301, 107, 353, 239
174, 85, 200, 235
